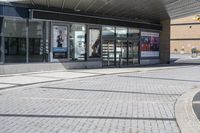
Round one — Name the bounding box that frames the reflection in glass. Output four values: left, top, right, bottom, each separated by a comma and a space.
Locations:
70, 24, 86, 61
128, 40, 139, 65
0, 18, 2, 63
116, 40, 128, 66
0, 37, 2, 62
116, 27, 127, 38
29, 21, 44, 62
102, 40, 115, 66
102, 26, 115, 37
128, 28, 140, 38
89, 29, 101, 58
4, 19, 27, 63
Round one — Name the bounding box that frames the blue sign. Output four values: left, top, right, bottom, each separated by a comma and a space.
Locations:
53, 47, 67, 52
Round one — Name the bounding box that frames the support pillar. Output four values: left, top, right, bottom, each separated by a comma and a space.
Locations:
160, 19, 170, 64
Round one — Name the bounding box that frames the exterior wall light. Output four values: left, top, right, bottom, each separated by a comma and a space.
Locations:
194, 15, 200, 22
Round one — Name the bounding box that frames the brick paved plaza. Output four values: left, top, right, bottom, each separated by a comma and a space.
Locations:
0, 65, 200, 133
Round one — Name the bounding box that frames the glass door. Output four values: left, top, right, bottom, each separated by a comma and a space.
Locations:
128, 40, 139, 65
116, 40, 128, 67
102, 40, 115, 67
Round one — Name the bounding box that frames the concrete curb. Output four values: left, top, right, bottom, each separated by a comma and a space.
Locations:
175, 87, 200, 133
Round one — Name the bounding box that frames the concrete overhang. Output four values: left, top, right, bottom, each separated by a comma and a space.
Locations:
1, 0, 200, 24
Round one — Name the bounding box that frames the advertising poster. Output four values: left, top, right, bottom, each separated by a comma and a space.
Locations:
74, 31, 85, 59
140, 31, 160, 58
89, 29, 101, 58
53, 25, 68, 59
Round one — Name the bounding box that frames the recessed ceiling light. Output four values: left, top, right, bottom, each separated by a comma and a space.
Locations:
75, 9, 81, 12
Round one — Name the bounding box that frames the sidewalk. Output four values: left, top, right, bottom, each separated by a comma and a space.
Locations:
193, 91, 200, 122
1, 65, 200, 132
175, 87, 200, 133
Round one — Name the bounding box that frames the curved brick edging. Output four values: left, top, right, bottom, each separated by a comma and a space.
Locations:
175, 87, 200, 133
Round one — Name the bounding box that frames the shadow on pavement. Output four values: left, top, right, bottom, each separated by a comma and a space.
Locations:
41, 87, 181, 96
0, 114, 176, 121
119, 75, 200, 83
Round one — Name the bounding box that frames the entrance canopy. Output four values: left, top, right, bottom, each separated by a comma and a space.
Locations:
2, 0, 200, 23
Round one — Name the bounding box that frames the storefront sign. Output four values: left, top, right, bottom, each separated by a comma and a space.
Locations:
140, 31, 160, 58
52, 25, 68, 59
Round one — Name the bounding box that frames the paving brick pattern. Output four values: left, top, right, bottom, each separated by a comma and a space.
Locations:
0, 65, 200, 133
193, 91, 200, 121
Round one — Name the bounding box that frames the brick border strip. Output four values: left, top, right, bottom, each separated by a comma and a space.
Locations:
175, 87, 200, 133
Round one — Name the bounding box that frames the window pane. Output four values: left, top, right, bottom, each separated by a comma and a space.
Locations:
102, 40, 115, 66
70, 24, 86, 61
0, 37, 1, 62
4, 19, 27, 63
29, 21, 44, 62
116, 27, 127, 38
128, 28, 140, 38
89, 29, 101, 58
128, 40, 139, 65
0, 18, 2, 62
102, 26, 115, 37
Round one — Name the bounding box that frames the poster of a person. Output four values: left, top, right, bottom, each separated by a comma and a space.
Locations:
52, 25, 68, 59
57, 30, 64, 47
53, 26, 67, 49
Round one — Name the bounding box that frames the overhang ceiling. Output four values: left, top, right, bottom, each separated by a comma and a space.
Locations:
4, 0, 200, 23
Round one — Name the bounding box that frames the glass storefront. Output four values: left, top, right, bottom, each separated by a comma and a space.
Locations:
29, 21, 44, 62
0, 18, 142, 67
102, 27, 140, 67
70, 24, 86, 61
4, 19, 27, 63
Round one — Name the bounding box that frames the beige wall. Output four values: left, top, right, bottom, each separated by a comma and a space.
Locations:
171, 16, 198, 24
171, 25, 200, 39
170, 15, 200, 54
171, 40, 200, 53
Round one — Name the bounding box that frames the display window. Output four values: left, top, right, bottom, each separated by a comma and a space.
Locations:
4, 19, 27, 63
69, 24, 86, 61
52, 25, 68, 60
29, 21, 45, 62
88, 29, 101, 58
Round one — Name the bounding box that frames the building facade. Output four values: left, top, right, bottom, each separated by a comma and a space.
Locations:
0, 3, 171, 73
171, 15, 200, 54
